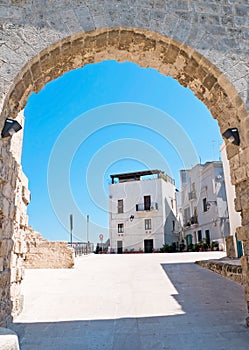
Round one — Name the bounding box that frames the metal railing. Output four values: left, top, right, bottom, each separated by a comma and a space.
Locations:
68, 242, 94, 257
184, 216, 198, 227
136, 202, 158, 211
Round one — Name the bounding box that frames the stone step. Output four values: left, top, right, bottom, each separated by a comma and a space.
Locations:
0, 327, 19, 350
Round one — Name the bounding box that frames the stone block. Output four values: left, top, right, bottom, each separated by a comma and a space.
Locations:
21, 186, 30, 206
241, 209, 249, 226
2, 198, 9, 218
237, 226, 249, 241
225, 236, 236, 258
10, 267, 23, 283
241, 256, 249, 276
225, 143, 240, 162
0, 257, 4, 272
2, 182, 12, 199
30, 59, 42, 83
243, 241, 249, 258
0, 240, 9, 257
0, 270, 10, 289
13, 240, 26, 255
0, 327, 20, 350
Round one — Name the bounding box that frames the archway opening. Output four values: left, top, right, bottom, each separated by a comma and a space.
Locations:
22, 60, 224, 248
0, 28, 248, 328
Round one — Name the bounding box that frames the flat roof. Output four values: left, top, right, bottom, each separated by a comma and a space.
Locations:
110, 169, 162, 181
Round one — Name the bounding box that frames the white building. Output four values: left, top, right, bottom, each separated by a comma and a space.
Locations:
220, 143, 242, 257
109, 170, 180, 253
180, 161, 230, 250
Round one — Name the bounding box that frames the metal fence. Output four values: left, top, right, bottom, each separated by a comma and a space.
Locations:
68, 242, 94, 257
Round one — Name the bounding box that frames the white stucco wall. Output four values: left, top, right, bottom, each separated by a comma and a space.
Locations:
109, 175, 178, 252
220, 143, 241, 237
181, 162, 230, 248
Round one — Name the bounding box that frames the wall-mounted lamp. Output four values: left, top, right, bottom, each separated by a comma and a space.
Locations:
222, 128, 240, 146
1, 119, 22, 138
130, 215, 134, 222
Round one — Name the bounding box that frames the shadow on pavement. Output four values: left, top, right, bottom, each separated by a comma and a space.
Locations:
10, 263, 249, 350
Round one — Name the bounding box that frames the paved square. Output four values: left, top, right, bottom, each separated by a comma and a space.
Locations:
12, 252, 249, 349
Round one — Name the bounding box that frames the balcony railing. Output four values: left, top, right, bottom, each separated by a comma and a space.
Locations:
184, 216, 198, 227
190, 215, 198, 224
136, 202, 158, 211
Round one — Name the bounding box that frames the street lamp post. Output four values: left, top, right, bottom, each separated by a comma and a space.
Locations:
69, 214, 73, 246
86, 215, 89, 254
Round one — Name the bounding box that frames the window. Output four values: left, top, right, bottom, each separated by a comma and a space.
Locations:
172, 220, 175, 231
145, 219, 151, 230
171, 199, 174, 209
184, 207, 190, 223
117, 199, 123, 213
181, 170, 187, 184
203, 198, 208, 212
198, 230, 202, 242
118, 223, 124, 233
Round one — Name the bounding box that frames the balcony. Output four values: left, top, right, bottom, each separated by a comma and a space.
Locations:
190, 215, 198, 225
184, 216, 198, 227
136, 202, 158, 211
188, 191, 197, 200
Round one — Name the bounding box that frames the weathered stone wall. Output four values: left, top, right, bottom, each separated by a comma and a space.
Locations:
0, 0, 248, 325
226, 235, 237, 259
0, 127, 30, 325
23, 227, 74, 269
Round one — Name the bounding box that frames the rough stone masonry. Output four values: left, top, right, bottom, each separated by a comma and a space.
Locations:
0, 0, 249, 327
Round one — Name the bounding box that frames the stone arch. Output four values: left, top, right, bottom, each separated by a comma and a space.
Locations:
0, 27, 249, 326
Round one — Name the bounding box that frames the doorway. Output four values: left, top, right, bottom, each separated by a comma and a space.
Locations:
117, 241, 123, 254
144, 239, 153, 253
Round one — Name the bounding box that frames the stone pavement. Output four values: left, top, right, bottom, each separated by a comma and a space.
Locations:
10, 252, 249, 350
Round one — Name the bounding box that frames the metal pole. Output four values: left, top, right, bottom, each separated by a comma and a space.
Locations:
70, 214, 73, 246
87, 215, 89, 253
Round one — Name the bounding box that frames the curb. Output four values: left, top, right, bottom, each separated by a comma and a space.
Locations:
195, 260, 243, 285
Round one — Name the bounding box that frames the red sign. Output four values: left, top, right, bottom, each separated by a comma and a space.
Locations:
99, 234, 104, 241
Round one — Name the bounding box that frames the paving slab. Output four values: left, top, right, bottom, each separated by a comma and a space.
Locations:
10, 252, 249, 350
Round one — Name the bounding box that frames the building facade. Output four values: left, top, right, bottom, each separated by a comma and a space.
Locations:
109, 170, 179, 253
220, 143, 243, 257
180, 162, 230, 250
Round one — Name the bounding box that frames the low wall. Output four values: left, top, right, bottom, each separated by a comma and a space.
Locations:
23, 228, 74, 269
196, 259, 243, 285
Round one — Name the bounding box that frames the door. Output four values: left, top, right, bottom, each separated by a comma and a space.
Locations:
144, 239, 153, 253
117, 241, 123, 254
235, 232, 243, 258
144, 195, 151, 211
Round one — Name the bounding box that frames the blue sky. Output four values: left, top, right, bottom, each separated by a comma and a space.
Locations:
22, 60, 222, 244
